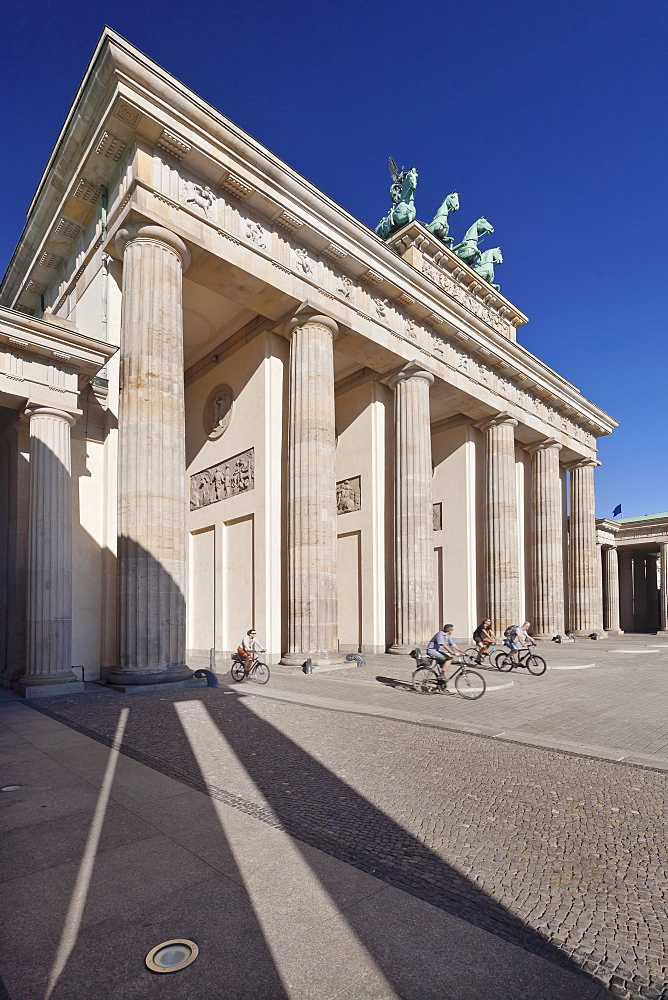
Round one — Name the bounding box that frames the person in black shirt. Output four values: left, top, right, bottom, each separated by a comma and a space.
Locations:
472, 618, 497, 664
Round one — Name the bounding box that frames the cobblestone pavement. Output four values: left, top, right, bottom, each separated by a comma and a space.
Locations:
32, 672, 667, 1000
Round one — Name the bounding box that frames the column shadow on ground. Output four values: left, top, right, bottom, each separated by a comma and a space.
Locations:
0, 698, 290, 1000
30, 687, 612, 998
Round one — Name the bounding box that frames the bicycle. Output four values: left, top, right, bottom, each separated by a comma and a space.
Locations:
494, 645, 546, 675
410, 648, 486, 700
463, 642, 507, 668
231, 650, 270, 684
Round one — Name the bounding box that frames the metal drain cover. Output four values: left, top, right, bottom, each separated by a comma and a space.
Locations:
145, 939, 198, 973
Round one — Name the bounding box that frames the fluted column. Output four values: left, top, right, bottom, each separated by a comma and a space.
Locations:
618, 549, 634, 631
280, 313, 339, 667
110, 224, 192, 686
389, 369, 434, 653
633, 554, 647, 631
21, 407, 78, 687
568, 459, 602, 634
646, 553, 659, 631
603, 546, 622, 633
481, 414, 519, 634
659, 542, 668, 633
529, 439, 564, 636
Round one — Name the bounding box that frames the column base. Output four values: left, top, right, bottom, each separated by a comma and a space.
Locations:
387, 643, 425, 655
12, 679, 84, 699
532, 632, 566, 641
106, 666, 194, 687
101, 677, 205, 695
605, 629, 624, 635
569, 630, 604, 638
279, 651, 344, 670
19, 668, 79, 687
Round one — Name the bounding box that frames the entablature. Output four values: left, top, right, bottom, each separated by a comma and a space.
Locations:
0, 305, 116, 413
0, 27, 617, 453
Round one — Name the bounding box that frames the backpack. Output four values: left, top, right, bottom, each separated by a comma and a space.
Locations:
503, 625, 519, 638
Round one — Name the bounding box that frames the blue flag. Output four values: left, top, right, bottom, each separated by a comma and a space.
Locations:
613, 504, 622, 517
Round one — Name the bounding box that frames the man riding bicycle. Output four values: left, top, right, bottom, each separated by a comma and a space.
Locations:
505, 622, 537, 664
426, 624, 464, 687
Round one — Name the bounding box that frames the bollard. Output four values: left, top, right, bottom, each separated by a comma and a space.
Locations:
194, 669, 219, 687
345, 653, 366, 667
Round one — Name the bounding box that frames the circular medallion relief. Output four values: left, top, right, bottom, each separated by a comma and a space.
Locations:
205, 384, 234, 440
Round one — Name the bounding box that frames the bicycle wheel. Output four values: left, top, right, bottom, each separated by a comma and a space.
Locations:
231, 661, 246, 682
413, 666, 439, 694
251, 661, 270, 685
464, 646, 481, 662
495, 651, 514, 671
455, 668, 486, 700
525, 654, 547, 676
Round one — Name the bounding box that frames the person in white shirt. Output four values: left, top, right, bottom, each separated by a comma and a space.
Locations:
237, 629, 259, 674
506, 622, 537, 664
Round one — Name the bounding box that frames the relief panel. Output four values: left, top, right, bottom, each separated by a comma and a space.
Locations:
336, 476, 361, 514
190, 448, 254, 510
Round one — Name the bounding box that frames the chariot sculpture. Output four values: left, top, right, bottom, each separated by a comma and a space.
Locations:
374, 160, 504, 290
375, 158, 418, 239
426, 192, 459, 246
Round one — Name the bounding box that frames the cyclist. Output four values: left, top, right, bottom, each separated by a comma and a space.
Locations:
426, 624, 464, 687
505, 622, 537, 664
472, 618, 497, 664
237, 629, 260, 674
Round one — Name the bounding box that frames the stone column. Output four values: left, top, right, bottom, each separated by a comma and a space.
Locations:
20, 406, 81, 691
481, 414, 519, 634
280, 313, 339, 667
659, 542, 668, 633
529, 439, 564, 637
618, 549, 634, 631
602, 546, 622, 633
389, 369, 435, 653
633, 554, 647, 631
110, 224, 192, 686
646, 553, 659, 631
568, 459, 602, 634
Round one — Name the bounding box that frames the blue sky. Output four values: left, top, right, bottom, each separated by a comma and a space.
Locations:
1, 0, 666, 517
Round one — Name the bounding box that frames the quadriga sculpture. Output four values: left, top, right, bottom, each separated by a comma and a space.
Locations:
426, 191, 459, 246
453, 218, 494, 267
375, 158, 418, 239
474, 248, 503, 291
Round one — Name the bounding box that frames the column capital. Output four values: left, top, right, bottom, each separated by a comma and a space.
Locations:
281, 309, 339, 341
526, 437, 561, 455
388, 365, 434, 389
565, 457, 600, 471
115, 223, 191, 271
25, 406, 77, 427
477, 412, 518, 433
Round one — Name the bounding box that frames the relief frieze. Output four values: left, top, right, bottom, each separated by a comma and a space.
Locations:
190, 448, 254, 510
184, 180, 217, 219
422, 258, 514, 338
294, 246, 315, 275
245, 219, 269, 249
